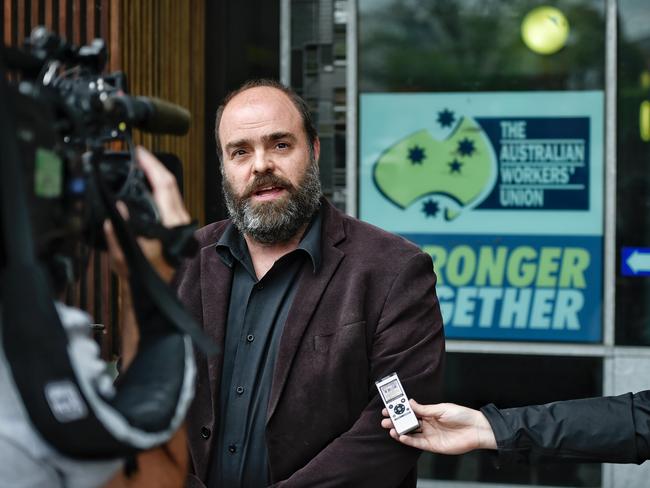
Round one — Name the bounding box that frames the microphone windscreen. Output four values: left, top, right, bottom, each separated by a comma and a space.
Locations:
137, 96, 191, 135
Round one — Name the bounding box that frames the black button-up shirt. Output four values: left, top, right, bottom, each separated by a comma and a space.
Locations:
208, 210, 322, 488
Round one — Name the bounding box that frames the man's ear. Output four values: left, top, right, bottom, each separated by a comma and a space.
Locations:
313, 136, 321, 164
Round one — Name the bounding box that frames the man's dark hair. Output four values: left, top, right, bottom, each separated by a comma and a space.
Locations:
214, 79, 318, 163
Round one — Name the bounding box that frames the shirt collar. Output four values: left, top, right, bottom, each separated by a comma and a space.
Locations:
215, 207, 323, 273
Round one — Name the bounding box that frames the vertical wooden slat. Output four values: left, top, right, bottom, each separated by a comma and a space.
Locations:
100, 256, 108, 355
91, 253, 100, 325
168, 0, 175, 168
134, 0, 143, 146
80, 0, 86, 43
101, 250, 112, 357
145, 0, 151, 97
192, 0, 205, 222
17, 0, 25, 44
45, 0, 53, 31
86, 250, 95, 318
174, 0, 181, 161
154, 0, 162, 151
100, 0, 108, 46
73, 0, 80, 44
146, 0, 152, 148
86, 0, 94, 40
31, 0, 40, 30
93, 0, 100, 40
3, 0, 12, 45
105, 0, 119, 346
180, 0, 186, 162
108, 0, 119, 71
59, 0, 67, 36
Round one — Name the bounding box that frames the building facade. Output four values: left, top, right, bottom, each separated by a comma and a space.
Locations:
281, 1, 650, 487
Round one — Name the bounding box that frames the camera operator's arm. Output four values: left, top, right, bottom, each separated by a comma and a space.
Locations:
104, 146, 190, 281
103, 147, 190, 487
104, 146, 190, 366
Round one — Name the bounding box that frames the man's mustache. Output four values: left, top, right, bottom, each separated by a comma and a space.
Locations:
243, 173, 295, 199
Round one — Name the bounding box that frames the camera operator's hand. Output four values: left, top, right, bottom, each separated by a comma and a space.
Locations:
104, 146, 190, 284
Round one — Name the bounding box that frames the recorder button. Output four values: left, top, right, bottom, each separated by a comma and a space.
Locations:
394, 404, 405, 415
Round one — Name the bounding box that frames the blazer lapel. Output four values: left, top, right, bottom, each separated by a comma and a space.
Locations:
199, 242, 233, 402
267, 202, 346, 421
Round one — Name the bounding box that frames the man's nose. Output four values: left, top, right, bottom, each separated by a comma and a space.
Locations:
252, 150, 274, 174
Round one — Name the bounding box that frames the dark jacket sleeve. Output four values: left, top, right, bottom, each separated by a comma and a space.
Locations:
481, 390, 650, 464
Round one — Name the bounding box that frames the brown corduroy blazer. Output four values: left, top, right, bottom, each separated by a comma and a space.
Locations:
176, 199, 445, 487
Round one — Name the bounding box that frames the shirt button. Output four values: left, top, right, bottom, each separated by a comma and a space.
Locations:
200, 427, 211, 439
236, 386, 245, 395
228, 444, 237, 454
256, 283, 264, 290
246, 334, 255, 343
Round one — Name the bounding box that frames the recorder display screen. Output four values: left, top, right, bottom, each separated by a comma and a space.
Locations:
380, 379, 402, 402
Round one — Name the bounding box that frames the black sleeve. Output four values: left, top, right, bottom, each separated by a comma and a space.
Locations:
480, 390, 650, 465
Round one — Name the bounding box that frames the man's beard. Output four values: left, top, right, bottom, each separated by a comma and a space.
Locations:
222, 161, 322, 244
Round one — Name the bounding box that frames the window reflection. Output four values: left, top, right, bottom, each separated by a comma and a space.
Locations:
419, 353, 602, 486
359, 0, 605, 92
616, 0, 650, 345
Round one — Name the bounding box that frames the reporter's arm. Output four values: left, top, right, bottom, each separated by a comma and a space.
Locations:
383, 393, 650, 464
481, 391, 650, 464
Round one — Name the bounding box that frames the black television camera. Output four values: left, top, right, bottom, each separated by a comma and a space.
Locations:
0, 28, 214, 461
4, 26, 195, 274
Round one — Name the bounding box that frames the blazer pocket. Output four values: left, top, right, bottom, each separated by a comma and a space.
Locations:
313, 321, 366, 353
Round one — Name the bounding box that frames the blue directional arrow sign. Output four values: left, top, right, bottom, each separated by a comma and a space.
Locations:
622, 247, 650, 276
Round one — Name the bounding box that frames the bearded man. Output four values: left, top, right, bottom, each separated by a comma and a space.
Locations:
174, 79, 445, 488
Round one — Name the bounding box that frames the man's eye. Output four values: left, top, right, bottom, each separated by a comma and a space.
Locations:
276, 142, 289, 150
232, 149, 246, 158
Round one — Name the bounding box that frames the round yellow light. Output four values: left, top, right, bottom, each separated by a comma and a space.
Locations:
521, 6, 569, 55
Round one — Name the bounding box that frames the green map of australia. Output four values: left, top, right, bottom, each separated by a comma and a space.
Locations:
373, 116, 495, 220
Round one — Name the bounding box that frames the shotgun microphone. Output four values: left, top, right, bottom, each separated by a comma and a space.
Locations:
104, 95, 191, 135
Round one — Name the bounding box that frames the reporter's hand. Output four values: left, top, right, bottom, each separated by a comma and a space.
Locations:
381, 399, 497, 454
104, 146, 190, 284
